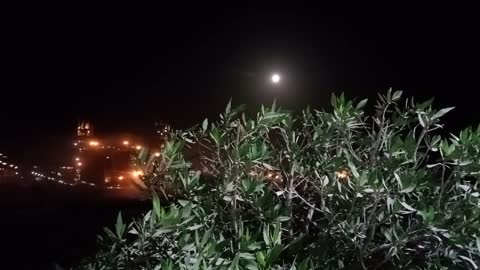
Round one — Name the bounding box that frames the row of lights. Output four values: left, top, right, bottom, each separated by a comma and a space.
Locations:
0, 162, 18, 169
0, 154, 20, 177
75, 140, 143, 152
30, 170, 97, 187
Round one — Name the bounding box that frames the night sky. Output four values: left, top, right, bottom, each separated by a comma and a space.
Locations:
2, 7, 479, 166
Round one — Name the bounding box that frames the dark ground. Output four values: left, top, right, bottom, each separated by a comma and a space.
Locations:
0, 184, 149, 269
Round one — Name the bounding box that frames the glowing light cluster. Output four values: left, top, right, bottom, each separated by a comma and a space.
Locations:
132, 170, 143, 177
89, 141, 99, 146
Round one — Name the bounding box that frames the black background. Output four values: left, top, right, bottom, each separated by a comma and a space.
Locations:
1, 6, 479, 166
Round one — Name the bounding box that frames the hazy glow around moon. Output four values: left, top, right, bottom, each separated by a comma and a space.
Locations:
271, 74, 280, 83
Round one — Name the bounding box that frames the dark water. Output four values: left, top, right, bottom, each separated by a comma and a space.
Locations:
0, 185, 149, 269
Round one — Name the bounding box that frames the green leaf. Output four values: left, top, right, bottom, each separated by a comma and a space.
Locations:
347, 159, 360, 178
178, 199, 190, 207
255, 252, 266, 267
152, 226, 177, 236
459, 255, 478, 269
182, 243, 195, 252
230, 252, 240, 270
339, 92, 345, 105
399, 201, 417, 212
387, 197, 396, 213
432, 107, 455, 119
330, 93, 337, 108
265, 244, 284, 267
152, 191, 161, 221
240, 252, 256, 260
210, 129, 221, 146
275, 216, 291, 222
393, 172, 403, 189
392, 90, 403, 101
182, 202, 192, 218
188, 224, 204, 231
297, 258, 312, 270
400, 186, 415, 193
356, 98, 368, 110
226, 98, 232, 115
419, 97, 434, 109
476, 235, 480, 253
248, 242, 263, 251
202, 118, 208, 132
201, 226, 214, 247
245, 263, 259, 270
115, 212, 126, 239
418, 113, 426, 127
272, 99, 277, 112
459, 160, 473, 166
262, 225, 271, 246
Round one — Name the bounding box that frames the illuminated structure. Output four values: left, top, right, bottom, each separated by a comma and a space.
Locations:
72, 121, 147, 189
77, 121, 92, 137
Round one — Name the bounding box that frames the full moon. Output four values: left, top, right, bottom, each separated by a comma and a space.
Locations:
271, 73, 281, 84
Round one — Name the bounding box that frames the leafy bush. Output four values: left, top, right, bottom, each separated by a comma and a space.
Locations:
77, 90, 480, 269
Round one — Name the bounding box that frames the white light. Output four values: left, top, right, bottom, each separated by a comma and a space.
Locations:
271, 74, 280, 84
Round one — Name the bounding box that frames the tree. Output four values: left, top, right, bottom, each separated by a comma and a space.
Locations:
77, 90, 480, 269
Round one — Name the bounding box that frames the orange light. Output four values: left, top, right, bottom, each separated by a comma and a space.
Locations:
75, 157, 80, 161
154, 152, 161, 157
123, 140, 129, 145
118, 176, 124, 180
336, 169, 351, 180
136, 145, 142, 150
132, 170, 143, 177
77, 162, 82, 166
89, 141, 99, 146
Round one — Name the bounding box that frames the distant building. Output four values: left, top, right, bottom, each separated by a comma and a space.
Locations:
72, 121, 146, 189
77, 121, 92, 137
0, 153, 21, 183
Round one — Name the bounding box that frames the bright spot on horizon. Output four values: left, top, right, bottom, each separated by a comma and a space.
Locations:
271, 73, 280, 84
